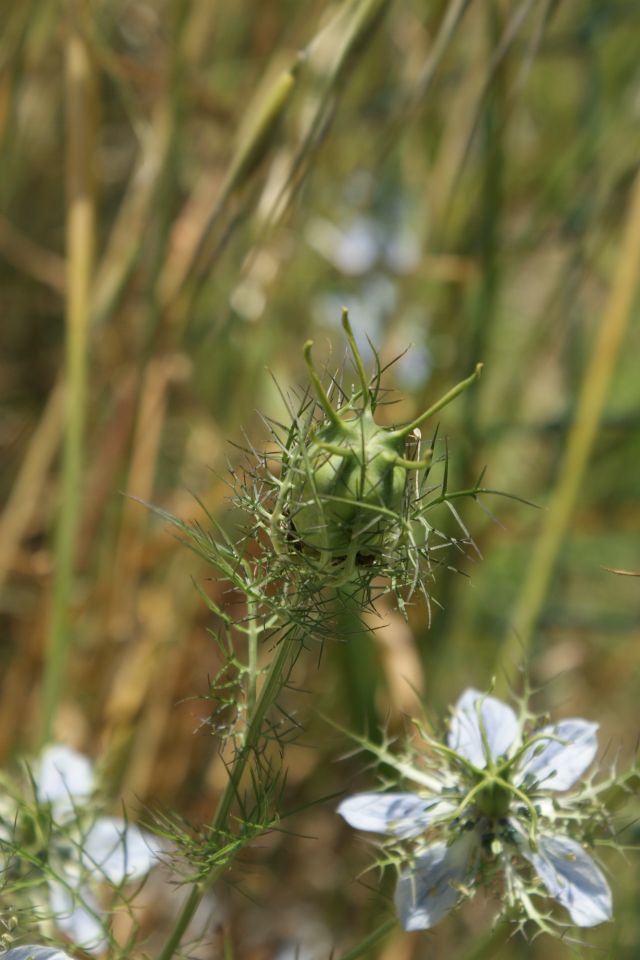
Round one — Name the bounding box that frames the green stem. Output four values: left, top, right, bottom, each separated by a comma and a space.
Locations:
243, 563, 259, 719
41, 13, 94, 745
462, 920, 511, 960
216, 632, 296, 825
155, 882, 204, 960
247, 619, 258, 719
155, 631, 297, 960
335, 917, 396, 960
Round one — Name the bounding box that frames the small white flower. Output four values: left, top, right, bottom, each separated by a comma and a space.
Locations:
338, 688, 613, 935
2, 948, 74, 960
33, 745, 159, 954
36, 746, 94, 812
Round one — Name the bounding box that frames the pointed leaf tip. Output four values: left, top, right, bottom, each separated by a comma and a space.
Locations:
339, 307, 370, 399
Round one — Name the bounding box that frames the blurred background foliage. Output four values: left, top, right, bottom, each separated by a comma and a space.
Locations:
1, 0, 640, 957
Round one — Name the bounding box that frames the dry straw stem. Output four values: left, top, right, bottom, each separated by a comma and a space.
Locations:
247, 0, 390, 240
41, 15, 95, 745
106, 358, 175, 638
0, 380, 64, 593
159, 0, 389, 323
158, 56, 299, 312
102, 553, 202, 801
91, 103, 172, 328
497, 168, 640, 684
0, 215, 66, 293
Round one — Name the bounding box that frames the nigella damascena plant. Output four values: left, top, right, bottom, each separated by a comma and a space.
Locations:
338, 688, 628, 938
1, 745, 159, 953
254, 308, 484, 598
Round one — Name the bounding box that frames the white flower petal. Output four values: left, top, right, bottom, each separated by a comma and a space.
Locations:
338, 793, 436, 838
448, 689, 519, 768
3, 948, 75, 960
523, 834, 612, 927
48, 881, 106, 954
36, 746, 94, 813
83, 817, 159, 884
518, 720, 598, 791
394, 837, 473, 931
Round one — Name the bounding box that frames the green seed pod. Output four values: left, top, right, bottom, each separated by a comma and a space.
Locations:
268, 309, 482, 588
288, 377, 418, 562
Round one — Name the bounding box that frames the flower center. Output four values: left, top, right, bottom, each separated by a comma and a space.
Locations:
475, 776, 511, 819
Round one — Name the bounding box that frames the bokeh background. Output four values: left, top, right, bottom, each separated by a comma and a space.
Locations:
1, 1, 640, 957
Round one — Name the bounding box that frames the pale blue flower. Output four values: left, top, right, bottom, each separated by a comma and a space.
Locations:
2, 948, 74, 960
33, 745, 159, 954
338, 688, 612, 934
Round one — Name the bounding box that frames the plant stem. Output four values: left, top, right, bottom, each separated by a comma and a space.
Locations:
462, 920, 511, 960
41, 10, 94, 745
155, 882, 204, 960
155, 630, 297, 960
335, 917, 396, 960
244, 566, 259, 719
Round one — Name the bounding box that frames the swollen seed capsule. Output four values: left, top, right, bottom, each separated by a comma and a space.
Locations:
289, 406, 411, 560
270, 308, 481, 585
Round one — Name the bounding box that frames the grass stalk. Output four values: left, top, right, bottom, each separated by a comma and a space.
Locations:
40, 14, 94, 744
496, 169, 640, 684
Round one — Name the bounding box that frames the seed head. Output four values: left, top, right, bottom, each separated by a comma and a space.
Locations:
266, 308, 482, 592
